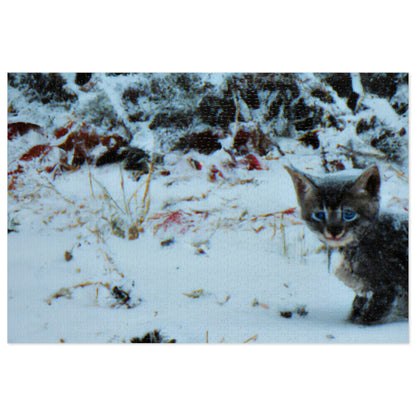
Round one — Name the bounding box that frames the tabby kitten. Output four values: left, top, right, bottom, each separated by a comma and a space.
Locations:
284, 165, 408, 325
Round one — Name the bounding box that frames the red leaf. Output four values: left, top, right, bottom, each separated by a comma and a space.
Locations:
8, 122, 43, 140
281, 207, 296, 215
100, 134, 128, 150
8, 164, 24, 176
246, 154, 262, 171
55, 127, 69, 139
209, 165, 224, 181
189, 159, 202, 170
150, 210, 195, 234
19, 145, 52, 161
54, 121, 75, 139
57, 127, 99, 152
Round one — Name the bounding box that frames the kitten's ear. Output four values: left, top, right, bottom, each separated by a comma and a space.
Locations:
351, 165, 380, 198
284, 166, 316, 201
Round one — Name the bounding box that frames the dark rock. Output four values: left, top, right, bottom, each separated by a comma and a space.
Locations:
280, 311, 292, 319
392, 102, 408, 116
298, 131, 320, 150
356, 116, 376, 135
360, 73, 401, 99
370, 130, 402, 161
287, 98, 312, 120
123, 147, 150, 172
173, 130, 222, 155
258, 74, 301, 124
293, 116, 321, 132
198, 95, 236, 129
10, 73, 77, 104
323, 73, 353, 98
311, 88, 334, 103
283, 97, 324, 132
128, 111, 146, 122
149, 110, 193, 130
347, 91, 360, 112
130, 330, 176, 343
95, 136, 147, 170
8, 73, 18, 86
239, 75, 260, 110
325, 114, 342, 130
96, 148, 129, 167
75, 73, 92, 86
122, 87, 141, 105
174, 73, 193, 92
254, 73, 300, 98
242, 85, 260, 109
266, 96, 283, 121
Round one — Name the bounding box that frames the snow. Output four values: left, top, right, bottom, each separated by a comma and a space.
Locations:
7, 73, 408, 343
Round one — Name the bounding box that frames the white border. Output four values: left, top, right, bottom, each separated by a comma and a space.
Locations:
2, 1, 414, 415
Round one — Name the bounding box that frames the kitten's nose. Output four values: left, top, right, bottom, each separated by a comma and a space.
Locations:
326, 226, 344, 239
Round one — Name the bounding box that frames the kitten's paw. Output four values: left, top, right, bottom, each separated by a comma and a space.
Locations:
348, 295, 368, 322
349, 290, 396, 325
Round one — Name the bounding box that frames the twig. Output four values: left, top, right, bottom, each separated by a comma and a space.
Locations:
351, 73, 364, 113
86, 226, 105, 243
85, 158, 96, 200
280, 213, 287, 256
337, 144, 386, 161
232, 88, 240, 123
36, 170, 75, 205
348, 140, 359, 169
271, 215, 277, 240
243, 334, 258, 343
91, 175, 124, 213
387, 164, 408, 183
142, 162, 154, 218
119, 165, 131, 220
251, 208, 296, 222
320, 145, 330, 173
275, 142, 285, 156
127, 180, 146, 211
96, 246, 125, 278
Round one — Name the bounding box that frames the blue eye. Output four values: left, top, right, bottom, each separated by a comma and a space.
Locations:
312, 211, 325, 221
342, 210, 357, 222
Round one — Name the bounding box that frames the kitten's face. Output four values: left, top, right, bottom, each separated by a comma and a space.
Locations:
285, 166, 380, 248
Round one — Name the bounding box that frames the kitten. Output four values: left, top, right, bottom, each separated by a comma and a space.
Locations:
284, 165, 408, 325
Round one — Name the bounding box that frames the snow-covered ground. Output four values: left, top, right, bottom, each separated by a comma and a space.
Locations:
7, 73, 408, 343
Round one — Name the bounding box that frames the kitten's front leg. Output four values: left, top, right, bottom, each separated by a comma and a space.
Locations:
348, 294, 368, 322
349, 289, 396, 325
